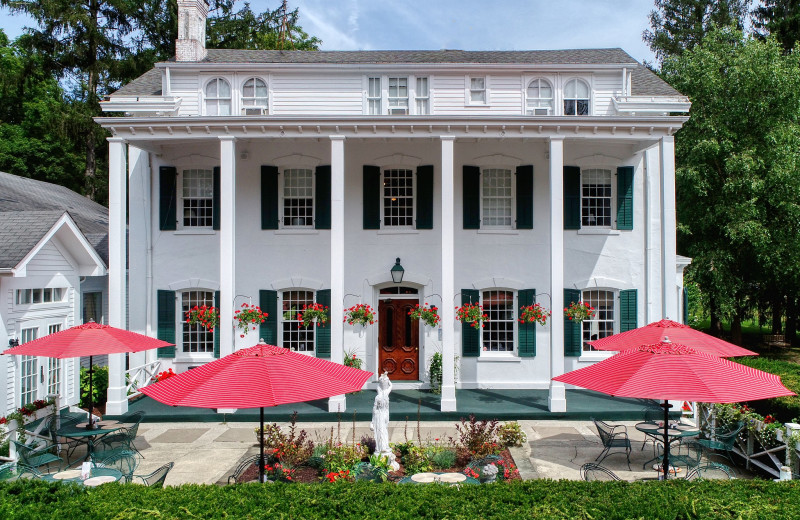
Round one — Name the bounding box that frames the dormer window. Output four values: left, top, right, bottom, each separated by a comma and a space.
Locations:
241, 77, 268, 115
564, 79, 590, 116
204, 78, 231, 116
526, 79, 553, 115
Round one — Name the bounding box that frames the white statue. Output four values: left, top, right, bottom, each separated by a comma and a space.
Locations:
370, 372, 399, 470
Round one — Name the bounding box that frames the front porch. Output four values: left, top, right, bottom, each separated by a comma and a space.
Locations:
111, 389, 664, 423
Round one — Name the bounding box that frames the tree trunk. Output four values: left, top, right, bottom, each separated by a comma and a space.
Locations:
709, 297, 723, 337
786, 297, 797, 346
84, 0, 100, 201
771, 292, 783, 334
730, 313, 742, 346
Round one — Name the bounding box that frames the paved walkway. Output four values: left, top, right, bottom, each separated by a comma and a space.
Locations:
111, 418, 749, 485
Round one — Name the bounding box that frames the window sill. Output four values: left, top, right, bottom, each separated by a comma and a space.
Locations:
477, 229, 520, 235
477, 355, 522, 363
274, 229, 320, 235
175, 354, 215, 363
377, 229, 420, 235
577, 228, 620, 236
578, 352, 616, 362
174, 229, 216, 235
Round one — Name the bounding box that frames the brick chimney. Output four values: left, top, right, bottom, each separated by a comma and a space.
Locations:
176, 0, 209, 62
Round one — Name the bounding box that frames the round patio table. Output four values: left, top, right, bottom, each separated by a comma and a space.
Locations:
636, 422, 699, 469
56, 422, 123, 461
43, 467, 123, 486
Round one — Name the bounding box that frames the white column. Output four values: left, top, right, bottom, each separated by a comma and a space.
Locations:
328, 135, 346, 413
127, 146, 150, 373
106, 138, 128, 415
660, 136, 677, 320
440, 136, 457, 412
548, 137, 566, 413
219, 136, 236, 357
644, 145, 663, 323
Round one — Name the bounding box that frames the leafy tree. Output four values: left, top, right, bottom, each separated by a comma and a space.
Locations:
663, 28, 800, 343
752, 0, 800, 52
644, 0, 750, 67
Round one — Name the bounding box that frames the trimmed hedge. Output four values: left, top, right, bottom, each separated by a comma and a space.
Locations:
1, 480, 799, 519
734, 357, 800, 422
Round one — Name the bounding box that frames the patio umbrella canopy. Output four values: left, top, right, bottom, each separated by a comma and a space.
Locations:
140, 342, 373, 482
553, 341, 795, 478
587, 319, 758, 357
3, 322, 173, 429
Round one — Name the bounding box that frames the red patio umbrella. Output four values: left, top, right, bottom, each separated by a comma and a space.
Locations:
587, 319, 758, 357
553, 342, 795, 478
3, 322, 173, 428
140, 342, 372, 482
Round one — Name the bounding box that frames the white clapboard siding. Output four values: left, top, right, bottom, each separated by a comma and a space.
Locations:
272, 74, 364, 115
432, 74, 469, 114
26, 242, 72, 276
65, 357, 75, 401
593, 72, 621, 116
432, 74, 522, 115
171, 73, 200, 116
5, 355, 14, 413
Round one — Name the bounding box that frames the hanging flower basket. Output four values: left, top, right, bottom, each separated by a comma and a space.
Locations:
234, 303, 269, 338
564, 301, 594, 322
518, 303, 551, 326
408, 303, 440, 328
455, 303, 488, 329
343, 349, 363, 369
298, 303, 329, 328
344, 304, 375, 327
186, 305, 220, 331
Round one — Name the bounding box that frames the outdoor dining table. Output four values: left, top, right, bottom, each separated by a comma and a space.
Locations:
42, 467, 123, 486
56, 421, 122, 461
635, 422, 700, 469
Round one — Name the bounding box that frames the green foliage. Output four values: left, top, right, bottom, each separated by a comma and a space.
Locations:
400, 444, 433, 475
3, 479, 800, 518
80, 365, 109, 409
733, 357, 800, 421
451, 415, 502, 460
498, 422, 528, 447
425, 446, 457, 470
427, 352, 443, 394
752, 0, 800, 53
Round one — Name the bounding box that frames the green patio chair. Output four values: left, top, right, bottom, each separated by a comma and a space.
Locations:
11, 439, 63, 472
0, 462, 16, 480
697, 421, 744, 466
227, 455, 260, 484
666, 440, 703, 475
53, 415, 93, 465
592, 418, 632, 469
132, 462, 174, 488
0, 463, 43, 481
97, 419, 144, 458
92, 450, 140, 483
685, 462, 736, 480
580, 463, 621, 481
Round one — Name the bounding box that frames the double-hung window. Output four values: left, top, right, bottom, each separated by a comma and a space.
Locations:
481, 168, 514, 228
383, 168, 414, 227
205, 78, 232, 116
181, 290, 215, 354
20, 327, 38, 406
469, 76, 487, 104
415, 77, 430, 114
282, 168, 314, 227
526, 78, 553, 115
388, 77, 409, 114
368, 77, 382, 115
581, 169, 613, 227
241, 77, 268, 115
367, 75, 429, 115
581, 289, 615, 352
564, 78, 590, 116
281, 290, 315, 352
182, 169, 214, 228
47, 324, 61, 395
482, 290, 515, 353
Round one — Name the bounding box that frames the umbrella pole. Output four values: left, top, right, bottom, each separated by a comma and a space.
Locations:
661, 400, 671, 480
88, 355, 94, 430
259, 407, 265, 483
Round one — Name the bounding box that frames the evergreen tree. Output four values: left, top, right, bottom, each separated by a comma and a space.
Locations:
752, 0, 800, 52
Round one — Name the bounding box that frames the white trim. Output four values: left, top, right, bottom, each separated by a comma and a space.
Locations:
562, 77, 592, 116
239, 75, 269, 116
470, 154, 523, 167
465, 75, 489, 106
168, 278, 220, 291
372, 153, 422, 168
573, 277, 631, 290
471, 277, 525, 291
577, 228, 620, 236
270, 277, 325, 291
273, 153, 322, 168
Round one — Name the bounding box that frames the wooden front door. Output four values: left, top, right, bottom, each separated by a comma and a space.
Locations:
378, 299, 419, 380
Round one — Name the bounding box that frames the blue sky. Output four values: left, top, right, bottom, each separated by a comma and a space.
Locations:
0, 0, 657, 64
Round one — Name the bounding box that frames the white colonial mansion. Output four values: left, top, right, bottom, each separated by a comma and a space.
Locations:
96, 0, 690, 415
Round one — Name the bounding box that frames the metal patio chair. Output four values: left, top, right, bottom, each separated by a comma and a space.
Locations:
697, 421, 744, 466
92, 449, 140, 483
228, 455, 260, 484
592, 418, 632, 469
132, 462, 174, 488
580, 462, 622, 481
11, 439, 63, 473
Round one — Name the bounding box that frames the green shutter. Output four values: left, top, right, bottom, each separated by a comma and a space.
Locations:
616, 166, 634, 231
518, 289, 536, 357
315, 165, 331, 230
259, 290, 278, 345
564, 289, 582, 356
213, 290, 221, 358
461, 289, 480, 357
212, 166, 221, 231
157, 290, 176, 358
463, 166, 480, 229
159, 166, 177, 231
515, 165, 534, 230
261, 165, 279, 230
416, 165, 434, 230
363, 165, 381, 229
564, 166, 581, 230
619, 289, 638, 333
683, 287, 689, 325
315, 289, 331, 358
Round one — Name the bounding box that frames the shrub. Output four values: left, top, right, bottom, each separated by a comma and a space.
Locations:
451, 414, 501, 460
498, 421, 528, 447
733, 357, 800, 422
426, 447, 457, 470
80, 365, 109, 409
360, 434, 376, 455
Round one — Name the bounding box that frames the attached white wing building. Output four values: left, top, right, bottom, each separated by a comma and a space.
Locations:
97, 0, 691, 414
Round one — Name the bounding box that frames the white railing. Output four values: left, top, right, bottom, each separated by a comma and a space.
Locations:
126, 360, 161, 398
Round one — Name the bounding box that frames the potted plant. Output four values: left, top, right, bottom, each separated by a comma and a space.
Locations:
186, 305, 220, 331
518, 303, 551, 326
234, 303, 268, 338
408, 303, 440, 328
343, 304, 375, 327
298, 303, 329, 328
343, 349, 363, 369
455, 303, 488, 329
564, 301, 594, 322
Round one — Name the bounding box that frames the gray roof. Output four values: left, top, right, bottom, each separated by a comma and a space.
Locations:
0, 172, 108, 266
114, 48, 680, 97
